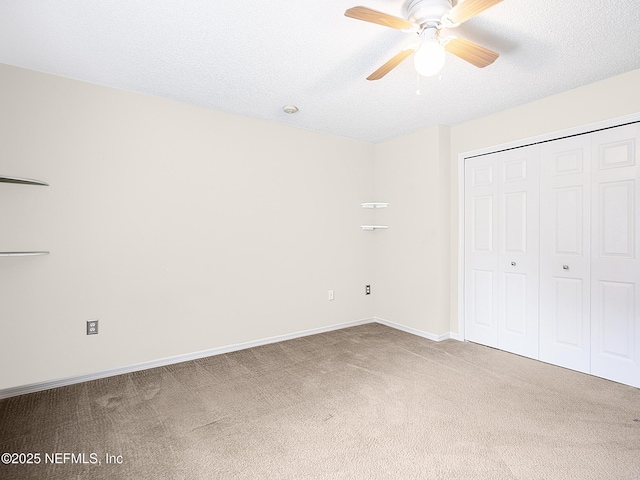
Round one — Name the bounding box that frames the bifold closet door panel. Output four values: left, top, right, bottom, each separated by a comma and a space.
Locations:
496, 146, 540, 360
539, 136, 592, 373
465, 154, 499, 348
464, 147, 540, 358
590, 123, 640, 388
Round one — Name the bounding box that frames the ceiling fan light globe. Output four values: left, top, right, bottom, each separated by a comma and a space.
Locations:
413, 41, 446, 77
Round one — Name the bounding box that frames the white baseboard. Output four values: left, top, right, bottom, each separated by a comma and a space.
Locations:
448, 332, 464, 341
0, 317, 460, 400
373, 317, 456, 342
0, 317, 374, 400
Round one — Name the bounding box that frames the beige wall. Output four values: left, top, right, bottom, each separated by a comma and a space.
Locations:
2, 61, 639, 391
0, 64, 375, 390
373, 125, 451, 335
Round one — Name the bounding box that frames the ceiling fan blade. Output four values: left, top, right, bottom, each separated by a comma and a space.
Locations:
366, 48, 416, 81
447, 0, 503, 25
444, 37, 499, 68
345, 6, 416, 31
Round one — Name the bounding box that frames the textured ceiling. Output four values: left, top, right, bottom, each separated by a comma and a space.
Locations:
0, 0, 639, 143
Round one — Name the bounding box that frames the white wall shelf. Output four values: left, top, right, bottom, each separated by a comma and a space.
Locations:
361, 202, 389, 209
361, 202, 388, 230
0, 175, 49, 186
2, 175, 49, 256
361, 225, 389, 231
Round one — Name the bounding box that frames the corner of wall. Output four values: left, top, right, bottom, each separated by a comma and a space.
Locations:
372, 125, 452, 336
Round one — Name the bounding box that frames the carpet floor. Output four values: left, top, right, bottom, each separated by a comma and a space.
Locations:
1, 323, 639, 479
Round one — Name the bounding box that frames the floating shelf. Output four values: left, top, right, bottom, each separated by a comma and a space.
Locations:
361, 225, 389, 231
361, 202, 389, 209
0, 175, 49, 186
2, 176, 50, 256
361, 202, 388, 230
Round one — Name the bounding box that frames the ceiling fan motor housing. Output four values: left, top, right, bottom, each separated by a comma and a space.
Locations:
404, 0, 452, 26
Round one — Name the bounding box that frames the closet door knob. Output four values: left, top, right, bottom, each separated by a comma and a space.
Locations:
563, 265, 569, 270
511, 262, 516, 266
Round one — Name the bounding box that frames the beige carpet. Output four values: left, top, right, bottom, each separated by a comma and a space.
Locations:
1, 323, 639, 479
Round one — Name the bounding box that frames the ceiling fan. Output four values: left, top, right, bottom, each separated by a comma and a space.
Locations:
345, 0, 503, 80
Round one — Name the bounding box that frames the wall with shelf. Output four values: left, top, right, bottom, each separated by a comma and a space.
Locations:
0, 63, 375, 391
4, 60, 640, 394
0, 174, 49, 256
373, 124, 451, 336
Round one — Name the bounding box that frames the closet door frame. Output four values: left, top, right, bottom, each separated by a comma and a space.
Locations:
458, 113, 640, 342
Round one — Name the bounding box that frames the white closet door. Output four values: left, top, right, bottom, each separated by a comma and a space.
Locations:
539, 136, 592, 372
465, 154, 499, 347
496, 146, 540, 359
590, 123, 640, 388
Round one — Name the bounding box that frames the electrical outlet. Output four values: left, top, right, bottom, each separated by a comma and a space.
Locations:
365, 285, 371, 295
86, 319, 98, 335
328, 290, 335, 301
